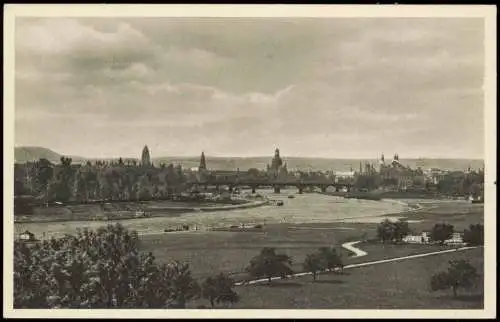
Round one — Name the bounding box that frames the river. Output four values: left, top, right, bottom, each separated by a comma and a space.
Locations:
14, 189, 410, 239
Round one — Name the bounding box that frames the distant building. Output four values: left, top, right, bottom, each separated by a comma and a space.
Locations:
141, 145, 151, 167
403, 232, 430, 244
378, 153, 420, 191
199, 151, 207, 172
266, 148, 288, 179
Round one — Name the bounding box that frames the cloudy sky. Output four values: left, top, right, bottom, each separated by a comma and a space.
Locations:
14, 17, 485, 159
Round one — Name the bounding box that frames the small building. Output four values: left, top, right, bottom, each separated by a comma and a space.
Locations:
18, 230, 36, 241
403, 231, 430, 244
444, 232, 465, 245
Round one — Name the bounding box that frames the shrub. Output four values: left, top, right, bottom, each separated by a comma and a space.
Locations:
246, 248, 293, 283
463, 224, 484, 246
14, 223, 200, 308
430, 259, 480, 298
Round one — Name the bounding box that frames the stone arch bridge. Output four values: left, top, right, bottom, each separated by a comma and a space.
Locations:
185, 177, 354, 194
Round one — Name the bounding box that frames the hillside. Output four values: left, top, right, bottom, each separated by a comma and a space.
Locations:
15, 147, 63, 163
13, 146, 483, 172
14, 147, 84, 164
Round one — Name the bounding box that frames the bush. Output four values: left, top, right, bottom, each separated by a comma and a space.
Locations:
463, 224, 484, 246
430, 223, 454, 245
14, 223, 200, 308
246, 248, 293, 283
430, 259, 479, 297
201, 273, 239, 308
376, 219, 410, 243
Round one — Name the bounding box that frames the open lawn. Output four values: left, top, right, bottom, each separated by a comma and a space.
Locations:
389, 201, 484, 232
139, 201, 483, 281
140, 224, 360, 280
196, 247, 483, 309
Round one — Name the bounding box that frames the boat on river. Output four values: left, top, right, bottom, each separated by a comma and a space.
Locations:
269, 199, 284, 206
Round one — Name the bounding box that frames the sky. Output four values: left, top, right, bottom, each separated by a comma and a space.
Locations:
14, 17, 485, 159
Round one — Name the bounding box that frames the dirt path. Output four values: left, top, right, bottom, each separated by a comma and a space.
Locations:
341, 241, 368, 257
234, 245, 478, 286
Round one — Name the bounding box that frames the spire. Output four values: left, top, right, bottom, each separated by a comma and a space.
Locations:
199, 151, 207, 171
141, 145, 151, 166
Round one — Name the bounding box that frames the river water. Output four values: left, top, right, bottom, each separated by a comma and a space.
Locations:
14, 189, 409, 239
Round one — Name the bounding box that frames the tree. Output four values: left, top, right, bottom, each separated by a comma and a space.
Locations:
303, 253, 323, 281
201, 273, 239, 308
392, 220, 410, 242
377, 219, 395, 243
246, 248, 293, 283
318, 247, 343, 273
430, 259, 479, 297
430, 223, 454, 245
463, 224, 484, 246
14, 224, 201, 308
377, 219, 411, 243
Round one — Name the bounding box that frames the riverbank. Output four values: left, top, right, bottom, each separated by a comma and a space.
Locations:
14, 198, 269, 224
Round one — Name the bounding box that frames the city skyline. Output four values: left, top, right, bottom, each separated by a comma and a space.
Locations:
15, 17, 485, 159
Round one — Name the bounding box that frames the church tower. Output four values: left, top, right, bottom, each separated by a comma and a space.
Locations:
271, 148, 283, 169
141, 145, 151, 167
199, 151, 207, 171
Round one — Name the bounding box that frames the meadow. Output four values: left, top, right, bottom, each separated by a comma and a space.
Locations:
137, 199, 484, 309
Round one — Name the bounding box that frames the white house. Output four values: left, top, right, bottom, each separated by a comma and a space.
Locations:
403, 231, 430, 244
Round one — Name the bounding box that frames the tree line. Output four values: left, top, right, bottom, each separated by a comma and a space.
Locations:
376, 219, 484, 246
14, 157, 192, 204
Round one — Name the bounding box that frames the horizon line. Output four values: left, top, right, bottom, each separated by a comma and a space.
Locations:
14, 145, 485, 161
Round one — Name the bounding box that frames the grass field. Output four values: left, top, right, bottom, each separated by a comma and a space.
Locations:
215, 248, 484, 309
139, 201, 483, 279
137, 199, 484, 308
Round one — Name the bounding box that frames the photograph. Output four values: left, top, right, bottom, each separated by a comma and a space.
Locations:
3, 4, 496, 319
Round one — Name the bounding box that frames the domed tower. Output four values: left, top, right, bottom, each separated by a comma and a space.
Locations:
141, 145, 151, 167
271, 148, 283, 169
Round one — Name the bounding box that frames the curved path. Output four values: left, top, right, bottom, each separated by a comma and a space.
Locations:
341, 241, 368, 257
234, 246, 479, 286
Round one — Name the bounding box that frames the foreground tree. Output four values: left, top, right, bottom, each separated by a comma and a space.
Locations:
14, 224, 200, 308
430, 223, 454, 245
463, 224, 484, 246
303, 253, 323, 281
430, 260, 479, 298
246, 248, 293, 284
201, 273, 239, 308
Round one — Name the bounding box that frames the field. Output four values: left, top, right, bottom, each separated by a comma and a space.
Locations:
221, 248, 484, 309
138, 199, 484, 309
139, 200, 484, 279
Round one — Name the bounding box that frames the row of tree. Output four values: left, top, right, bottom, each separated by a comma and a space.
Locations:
244, 246, 344, 284
14, 224, 237, 309
14, 157, 190, 204
377, 219, 484, 246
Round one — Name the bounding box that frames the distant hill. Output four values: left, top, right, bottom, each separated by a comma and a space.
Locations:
14, 146, 483, 172
14, 147, 84, 164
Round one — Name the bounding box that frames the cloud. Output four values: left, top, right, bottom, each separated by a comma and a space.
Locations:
14, 17, 485, 158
